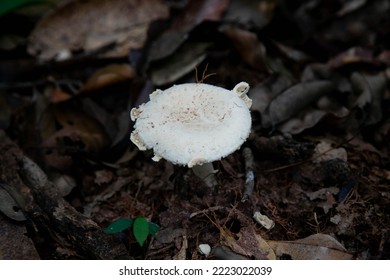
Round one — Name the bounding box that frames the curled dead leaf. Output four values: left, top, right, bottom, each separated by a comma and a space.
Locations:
149, 42, 211, 86
81, 64, 135, 93
28, 0, 170, 60
313, 140, 348, 162
262, 80, 335, 128
268, 233, 352, 260
223, 0, 275, 28
170, 0, 229, 32
54, 107, 110, 152
218, 210, 276, 260
350, 72, 386, 126
222, 27, 267, 71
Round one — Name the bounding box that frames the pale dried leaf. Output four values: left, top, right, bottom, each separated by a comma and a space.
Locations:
278, 109, 327, 134
149, 42, 211, 86
337, 0, 367, 17
52, 173, 77, 197
28, 0, 169, 60
170, 0, 229, 31
220, 222, 275, 259
268, 233, 352, 260
350, 72, 386, 126
173, 235, 188, 260
254, 234, 276, 260
306, 187, 339, 201
313, 140, 348, 162
81, 64, 135, 92
249, 74, 293, 114
262, 81, 335, 128
222, 27, 266, 71
224, 0, 274, 28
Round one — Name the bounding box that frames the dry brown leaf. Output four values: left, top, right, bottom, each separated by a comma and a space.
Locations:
170, 0, 229, 32
350, 72, 386, 126
262, 80, 335, 128
28, 0, 169, 61
254, 234, 276, 260
46, 88, 73, 104
268, 233, 352, 260
220, 226, 275, 260
149, 42, 211, 86
42, 105, 110, 171
54, 106, 110, 152
298, 233, 348, 251
42, 127, 80, 172
278, 97, 350, 134
147, 0, 228, 60
249, 74, 293, 114
327, 47, 374, 69
222, 27, 267, 71
81, 64, 135, 93
224, 0, 275, 28
219, 226, 250, 257
306, 187, 339, 201
313, 140, 348, 162
218, 209, 276, 260
143, 0, 228, 81
278, 109, 327, 135
173, 235, 188, 260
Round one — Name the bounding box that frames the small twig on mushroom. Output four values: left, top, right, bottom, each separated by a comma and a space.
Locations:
195, 63, 216, 83
241, 147, 255, 202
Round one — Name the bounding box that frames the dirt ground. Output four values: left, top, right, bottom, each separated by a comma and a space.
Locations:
0, 0, 389, 259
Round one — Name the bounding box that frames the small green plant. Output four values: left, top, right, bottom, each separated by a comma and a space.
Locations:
0, 0, 47, 17
104, 217, 159, 246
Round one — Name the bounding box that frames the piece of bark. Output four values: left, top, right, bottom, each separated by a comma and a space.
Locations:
0, 130, 128, 259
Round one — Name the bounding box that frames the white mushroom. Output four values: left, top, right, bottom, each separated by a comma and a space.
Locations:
130, 82, 252, 187
198, 243, 211, 256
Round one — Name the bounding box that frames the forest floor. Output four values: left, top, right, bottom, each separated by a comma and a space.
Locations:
0, 0, 389, 259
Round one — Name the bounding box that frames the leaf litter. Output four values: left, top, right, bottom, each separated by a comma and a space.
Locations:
0, 0, 390, 260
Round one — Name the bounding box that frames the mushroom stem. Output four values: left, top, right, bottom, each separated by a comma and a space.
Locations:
191, 162, 218, 188
241, 147, 255, 202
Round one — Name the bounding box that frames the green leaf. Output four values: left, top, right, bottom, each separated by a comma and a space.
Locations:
104, 218, 133, 234
148, 222, 160, 237
133, 217, 149, 246
0, 0, 44, 16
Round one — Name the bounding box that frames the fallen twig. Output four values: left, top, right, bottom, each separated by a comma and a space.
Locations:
0, 130, 129, 259
241, 147, 255, 202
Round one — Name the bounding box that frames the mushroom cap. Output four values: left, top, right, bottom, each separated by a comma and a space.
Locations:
130, 82, 252, 167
